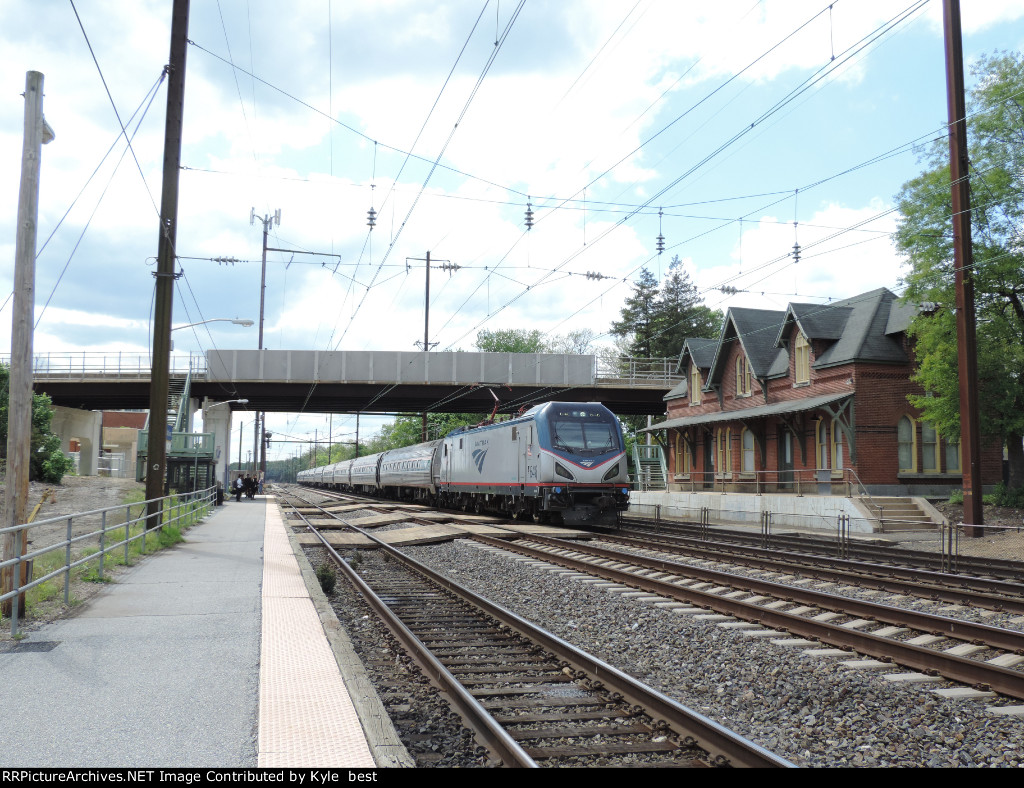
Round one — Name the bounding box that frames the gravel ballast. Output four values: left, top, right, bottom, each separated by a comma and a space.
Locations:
399, 538, 1024, 768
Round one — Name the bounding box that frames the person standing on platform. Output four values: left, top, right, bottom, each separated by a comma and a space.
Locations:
233, 475, 243, 502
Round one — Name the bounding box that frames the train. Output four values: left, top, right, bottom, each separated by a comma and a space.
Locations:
297, 401, 630, 526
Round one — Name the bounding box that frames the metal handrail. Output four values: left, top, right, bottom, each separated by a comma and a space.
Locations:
0, 351, 208, 379
0, 486, 217, 636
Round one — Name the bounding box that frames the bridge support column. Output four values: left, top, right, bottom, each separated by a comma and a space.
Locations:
51, 407, 101, 476
202, 398, 234, 492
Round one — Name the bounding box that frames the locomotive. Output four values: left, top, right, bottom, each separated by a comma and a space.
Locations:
297, 401, 630, 525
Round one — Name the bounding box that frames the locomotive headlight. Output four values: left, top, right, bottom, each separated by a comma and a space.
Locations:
555, 462, 575, 480
602, 463, 620, 481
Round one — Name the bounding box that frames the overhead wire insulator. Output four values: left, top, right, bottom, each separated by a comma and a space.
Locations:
524, 198, 534, 231
367, 207, 377, 229
656, 207, 665, 254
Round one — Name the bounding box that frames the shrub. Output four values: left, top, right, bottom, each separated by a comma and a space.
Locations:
992, 482, 1024, 508
40, 446, 75, 483
315, 565, 336, 595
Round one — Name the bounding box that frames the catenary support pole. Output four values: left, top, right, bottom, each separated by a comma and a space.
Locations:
943, 0, 983, 535
145, 0, 190, 529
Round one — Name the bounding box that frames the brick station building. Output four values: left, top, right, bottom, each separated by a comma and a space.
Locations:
645, 287, 1002, 501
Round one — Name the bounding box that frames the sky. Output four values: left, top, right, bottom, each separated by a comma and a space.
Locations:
1, 0, 1023, 462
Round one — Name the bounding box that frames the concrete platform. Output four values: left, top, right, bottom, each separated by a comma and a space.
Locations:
0, 496, 394, 768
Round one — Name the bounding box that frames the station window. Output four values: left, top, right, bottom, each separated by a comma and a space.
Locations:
741, 428, 755, 473
922, 422, 938, 473
690, 365, 702, 405
735, 356, 752, 396
898, 416, 916, 473
794, 333, 810, 384
832, 422, 844, 474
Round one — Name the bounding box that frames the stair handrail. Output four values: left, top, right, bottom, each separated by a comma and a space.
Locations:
172, 370, 192, 433
845, 467, 885, 525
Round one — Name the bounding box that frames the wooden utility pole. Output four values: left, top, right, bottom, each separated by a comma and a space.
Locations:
145, 0, 191, 529
1, 71, 53, 619
943, 0, 983, 535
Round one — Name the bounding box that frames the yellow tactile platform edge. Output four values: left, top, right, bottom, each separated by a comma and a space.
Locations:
258, 504, 376, 768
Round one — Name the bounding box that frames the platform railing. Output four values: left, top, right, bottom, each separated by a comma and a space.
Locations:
662, 468, 864, 497
0, 486, 216, 637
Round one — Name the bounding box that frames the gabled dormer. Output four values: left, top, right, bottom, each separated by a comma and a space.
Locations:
705, 308, 788, 402
775, 289, 910, 373
675, 337, 717, 406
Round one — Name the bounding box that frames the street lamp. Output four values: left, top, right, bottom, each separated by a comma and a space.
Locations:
172, 318, 254, 331
170, 319, 253, 352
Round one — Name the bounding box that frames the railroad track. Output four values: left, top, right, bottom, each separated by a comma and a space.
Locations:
599, 530, 1024, 615
280, 490, 793, 768
469, 533, 1024, 701
620, 515, 1023, 582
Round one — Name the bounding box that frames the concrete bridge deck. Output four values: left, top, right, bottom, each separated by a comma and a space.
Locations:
14, 349, 680, 415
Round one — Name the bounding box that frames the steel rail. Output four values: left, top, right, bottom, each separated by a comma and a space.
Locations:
605, 531, 1024, 614
472, 534, 1024, 700
283, 490, 793, 768
621, 515, 1024, 580
287, 501, 538, 768
520, 533, 1024, 652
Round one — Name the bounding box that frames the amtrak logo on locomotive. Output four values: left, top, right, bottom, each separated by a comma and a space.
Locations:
472, 448, 488, 473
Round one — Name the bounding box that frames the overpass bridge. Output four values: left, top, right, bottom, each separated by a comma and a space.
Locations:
13, 349, 680, 486
17, 350, 680, 416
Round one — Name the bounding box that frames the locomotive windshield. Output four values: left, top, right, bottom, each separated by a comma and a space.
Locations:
548, 408, 621, 457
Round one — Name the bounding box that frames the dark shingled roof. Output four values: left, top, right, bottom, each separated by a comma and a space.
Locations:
771, 288, 910, 369
780, 303, 852, 341
675, 337, 718, 375
670, 287, 913, 392
707, 307, 787, 384
663, 379, 688, 402
885, 299, 918, 335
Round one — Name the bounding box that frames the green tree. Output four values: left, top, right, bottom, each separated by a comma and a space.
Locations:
474, 328, 547, 353
652, 256, 722, 357
895, 51, 1024, 488
546, 328, 596, 355
364, 412, 482, 453
610, 259, 721, 359
0, 364, 75, 483
610, 267, 660, 357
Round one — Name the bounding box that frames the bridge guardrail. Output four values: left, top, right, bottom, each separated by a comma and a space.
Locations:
1, 350, 683, 389
0, 352, 207, 379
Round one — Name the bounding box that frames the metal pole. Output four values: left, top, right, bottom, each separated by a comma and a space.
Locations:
422, 251, 430, 442
2, 71, 49, 617
943, 0, 983, 535
145, 0, 191, 531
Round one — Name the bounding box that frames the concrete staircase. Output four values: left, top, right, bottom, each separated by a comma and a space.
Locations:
860, 497, 940, 532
